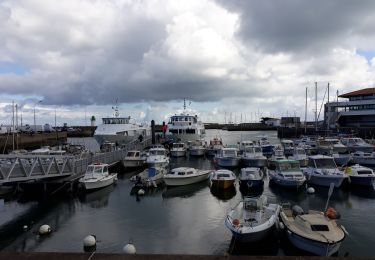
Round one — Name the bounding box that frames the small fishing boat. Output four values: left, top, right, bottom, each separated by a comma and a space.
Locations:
281, 140, 294, 157
189, 139, 206, 156
268, 146, 286, 169
303, 155, 347, 188
341, 137, 374, 153
239, 140, 256, 153
317, 138, 347, 155
225, 195, 280, 242
79, 163, 117, 190
239, 167, 264, 190
351, 151, 375, 166
215, 148, 240, 168
211, 169, 236, 189
170, 143, 187, 157
163, 167, 211, 186
241, 146, 267, 167
280, 204, 346, 256
259, 136, 275, 157
122, 150, 146, 168
344, 164, 375, 187
146, 147, 169, 168
130, 167, 167, 189
290, 147, 308, 167
206, 137, 224, 156
268, 160, 306, 188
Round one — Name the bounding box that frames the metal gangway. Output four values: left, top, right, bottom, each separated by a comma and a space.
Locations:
0, 138, 152, 184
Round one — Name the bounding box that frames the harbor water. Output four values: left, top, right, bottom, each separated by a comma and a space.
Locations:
0, 130, 375, 256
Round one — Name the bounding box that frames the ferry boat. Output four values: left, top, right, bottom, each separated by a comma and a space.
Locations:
94, 104, 150, 146
166, 100, 205, 142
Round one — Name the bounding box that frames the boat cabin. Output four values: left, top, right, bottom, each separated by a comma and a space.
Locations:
210, 138, 223, 146
276, 160, 301, 172
86, 163, 109, 175
241, 168, 262, 180
219, 148, 238, 157
172, 143, 186, 149
169, 167, 196, 176
243, 196, 267, 211
149, 148, 167, 156
308, 156, 337, 169
126, 150, 141, 158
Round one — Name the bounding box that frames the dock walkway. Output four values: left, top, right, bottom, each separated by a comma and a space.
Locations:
0, 138, 152, 184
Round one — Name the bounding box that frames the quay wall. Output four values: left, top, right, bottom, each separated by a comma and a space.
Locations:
0, 132, 67, 153
277, 126, 375, 139
0, 253, 370, 260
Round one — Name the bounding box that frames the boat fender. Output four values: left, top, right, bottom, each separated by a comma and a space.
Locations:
278, 222, 285, 230
137, 189, 145, 196
39, 224, 52, 235
83, 235, 96, 247
325, 207, 340, 219
232, 219, 240, 226
307, 187, 315, 194
123, 243, 136, 254
292, 205, 304, 217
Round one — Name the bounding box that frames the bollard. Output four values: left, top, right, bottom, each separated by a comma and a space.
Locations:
151, 120, 155, 144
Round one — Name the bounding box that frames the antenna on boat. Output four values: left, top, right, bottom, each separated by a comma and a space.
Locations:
183, 98, 186, 111
112, 99, 119, 118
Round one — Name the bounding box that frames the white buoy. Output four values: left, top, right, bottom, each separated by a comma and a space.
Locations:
279, 222, 285, 230
39, 224, 51, 235
307, 187, 315, 194
123, 243, 136, 254
137, 189, 145, 196
83, 235, 96, 248
23, 225, 28, 231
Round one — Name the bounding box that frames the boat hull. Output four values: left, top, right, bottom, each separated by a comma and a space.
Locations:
164, 172, 210, 186
79, 174, 117, 190
228, 223, 276, 243
352, 157, 375, 166
287, 230, 342, 256
239, 179, 264, 189
305, 174, 346, 188
211, 179, 235, 189
217, 158, 240, 168
170, 150, 186, 157
190, 148, 206, 156
122, 159, 145, 168
94, 134, 141, 146
349, 175, 375, 187
269, 174, 305, 188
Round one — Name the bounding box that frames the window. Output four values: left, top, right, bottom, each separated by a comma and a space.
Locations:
178, 172, 185, 175
311, 225, 329, 231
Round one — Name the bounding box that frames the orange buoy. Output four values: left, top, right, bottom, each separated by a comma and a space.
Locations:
232, 219, 240, 226
325, 207, 338, 219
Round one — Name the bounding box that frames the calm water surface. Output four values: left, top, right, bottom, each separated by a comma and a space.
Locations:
0, 130, 375, 256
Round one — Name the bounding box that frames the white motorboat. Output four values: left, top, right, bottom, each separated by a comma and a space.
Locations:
189, 139, 206, 156
163, 167, 211, 186
79, 163, 117, 190
303, 155, 347, 188
341, 137, 374, 153
215, 148, 240, 168
170, 143, 187, 157
225, 196, 280, 243
122, 150, 146, 168
241, 146, 267, 167
239, 167, 264, 190
239, 140, 256, 153
94, 104, 150, 146
281, 140, 294, 157
206, 137, 224, 156
146, 147, 169, 168
130, 167, 167, 189
280, 205, 346, 256
269, 160, 306, 188
317, 138, 347, 155
166, 100, 206, 142
344, 164, 375, 187
351, 151, 375, 166
211, 169, 236, 189
290, 147, 308, 167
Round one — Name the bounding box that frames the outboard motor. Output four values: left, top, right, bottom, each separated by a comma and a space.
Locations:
292, 205, 304, 217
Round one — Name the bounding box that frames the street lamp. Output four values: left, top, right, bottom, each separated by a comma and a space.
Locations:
34, 100, 42, 133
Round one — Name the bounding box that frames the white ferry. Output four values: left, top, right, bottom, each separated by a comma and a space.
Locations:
94, 105, 151, 146
166, 100, 205, 142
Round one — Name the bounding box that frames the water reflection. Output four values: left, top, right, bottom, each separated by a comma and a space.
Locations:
162, 181, 209, 199
210, 186, 237, 201
78, 185, 115, 208
228, 232, 279, 255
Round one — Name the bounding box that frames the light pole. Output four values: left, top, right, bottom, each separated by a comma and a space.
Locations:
33, 100, 42, 133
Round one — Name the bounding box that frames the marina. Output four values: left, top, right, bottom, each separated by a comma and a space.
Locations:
0, 130, 375, 257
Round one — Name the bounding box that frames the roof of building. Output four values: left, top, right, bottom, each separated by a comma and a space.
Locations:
339, 88, 375, 98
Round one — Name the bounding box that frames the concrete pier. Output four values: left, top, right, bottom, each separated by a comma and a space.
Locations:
0, 252, 369, 260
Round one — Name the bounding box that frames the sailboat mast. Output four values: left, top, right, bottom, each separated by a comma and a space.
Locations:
305, 86, 307, 133
315, 82, 318, 132
12, 101, 15, 151
327, 83, 330, 133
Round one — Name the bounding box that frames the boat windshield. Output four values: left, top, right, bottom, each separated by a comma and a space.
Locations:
86, 166, 104, 173
127, 151, 138, 157
353, 138, 366, 144
278, 162, 300, 171
150, 150, 165, 156
314, 158, 336, 169
223, 150, 236, 157
217, 173, 230, 178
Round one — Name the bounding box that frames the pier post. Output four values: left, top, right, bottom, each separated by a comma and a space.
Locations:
151, 120, 155, 144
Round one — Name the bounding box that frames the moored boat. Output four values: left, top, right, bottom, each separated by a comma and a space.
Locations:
341, 137, 374, 153
290, 147, 308, 167
241, 146, 267, 167
130, 167, 167, 189
280, 204, 346, 256
146, 147, 169, 168
211, 169, 236, 189
163, 167, 211, 186
344, 164, 375, 187
239, 167, 264, 190
79, 163, 117, 191
225, 195, 280, 243
269, 160, 306, 189
215, 148, 240, 168
122, 150, 146, 168
351, 151, 375, 166
303, 155, 347, 188
206, 137, 223, 156
170, 143, 187, 157
189, 139, 207, 156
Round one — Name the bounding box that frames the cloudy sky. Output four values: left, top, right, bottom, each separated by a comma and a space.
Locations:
1, 0, 375, 126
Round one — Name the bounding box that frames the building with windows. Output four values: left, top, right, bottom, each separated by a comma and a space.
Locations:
324, 88, 375, 128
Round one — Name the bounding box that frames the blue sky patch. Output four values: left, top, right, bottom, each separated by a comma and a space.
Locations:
356, 49, 375, 63
0, 61, 28, 75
